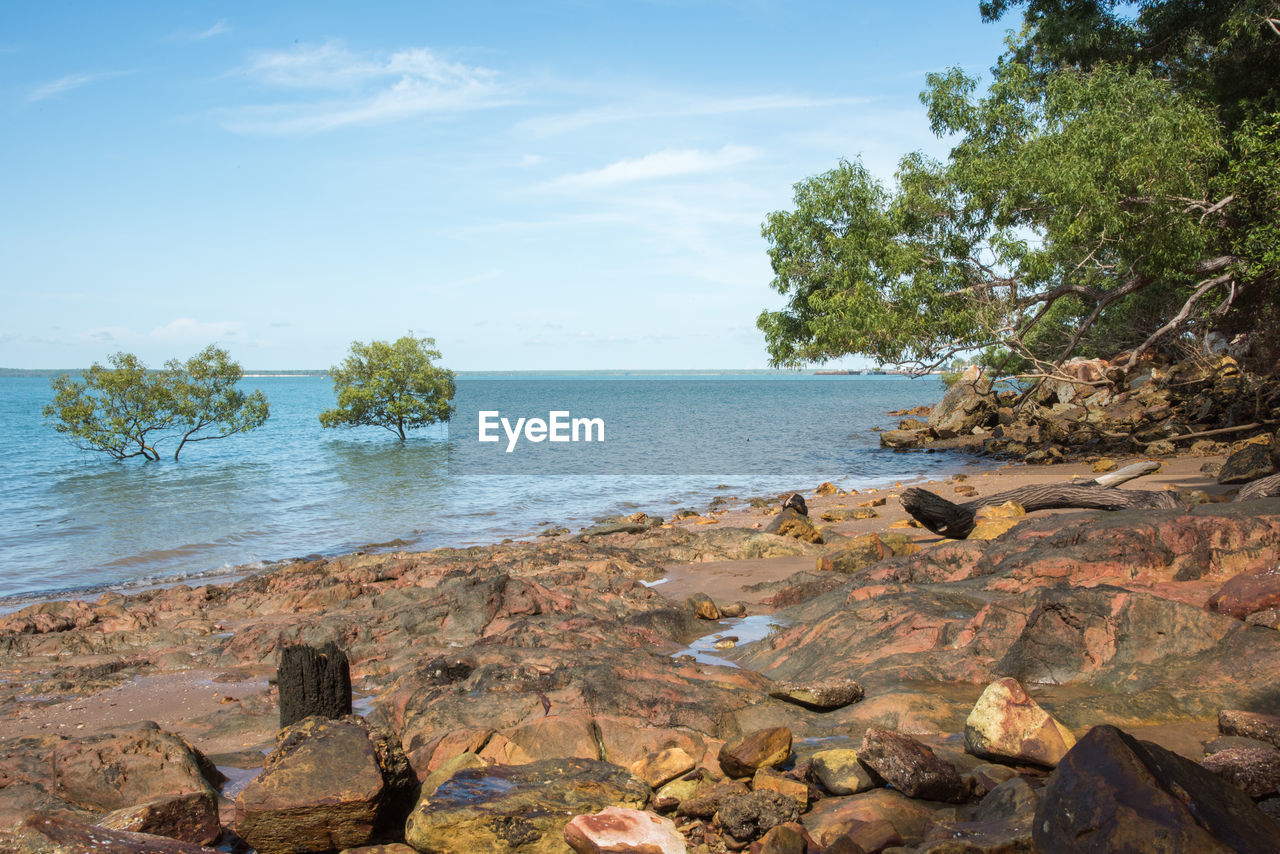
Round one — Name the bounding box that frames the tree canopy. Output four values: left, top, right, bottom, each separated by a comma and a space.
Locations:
319, 335, 455, 440
44, 346, 269, 461
758, 0, 1279, 380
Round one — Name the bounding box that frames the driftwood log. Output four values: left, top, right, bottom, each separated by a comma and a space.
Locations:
901, 461, 1171, 540
277, 641, 352, 728
902, 463, 1280, 540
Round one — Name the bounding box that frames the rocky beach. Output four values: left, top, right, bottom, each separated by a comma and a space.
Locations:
4, 354, 1280, 853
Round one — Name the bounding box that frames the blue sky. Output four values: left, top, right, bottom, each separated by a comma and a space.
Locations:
1, 1, 1014, 370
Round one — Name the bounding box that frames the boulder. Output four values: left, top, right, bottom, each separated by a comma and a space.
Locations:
718, 727, 792, 778
234, 716, 414, 854
816, 533, 916, 574
810, 749, 878, 796
628, 748, 696, 789
963, 677, 1075, 767
1220, 709, 1280, 748
563, 806, 686, 853
1201, 746, 1280, 797
929, 367, 993, 439
767, 678, 864, 712
96, 791, 221, 846
404, 758, 649, 854
1, 814, 220, 854
858, 728, 968, 803
1208, 565, 1280, 620
765, 509, 823, 544
1033, 725, 1280, 853
1219, 444, 1277, 485
879, 429, 929, 449
802, 789, 939, 847
686, 592, 720, 621
51, 722, 222, 812
676, 780, 749, 819
716, 789, 801, 842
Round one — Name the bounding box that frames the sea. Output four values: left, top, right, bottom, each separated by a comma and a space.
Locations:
0, 371, 968, 604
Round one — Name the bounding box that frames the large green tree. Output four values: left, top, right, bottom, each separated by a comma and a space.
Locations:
319, 335, 455, 440
44, 346, 269, 461
758, 1, 1279, 379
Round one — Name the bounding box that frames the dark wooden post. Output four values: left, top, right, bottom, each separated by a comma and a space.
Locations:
277, 641, 352, 728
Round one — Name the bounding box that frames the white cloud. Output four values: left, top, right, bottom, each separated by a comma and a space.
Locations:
547, 145, 759, 190
148, 318, 244, 342
521, 93, 870, 138
27, 70, 130, 103
194, 20, 231, 40
222, 42, 510, 133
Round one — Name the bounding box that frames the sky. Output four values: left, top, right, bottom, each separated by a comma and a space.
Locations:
1, 1, 1016, 370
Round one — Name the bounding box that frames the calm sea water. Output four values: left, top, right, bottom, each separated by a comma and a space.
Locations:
0, 372, 962, 602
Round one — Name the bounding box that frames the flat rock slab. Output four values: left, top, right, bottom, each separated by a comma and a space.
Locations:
768, 678, 864, 712
563, 806, 686, 853
1220, 709, 1280, 747
405, 758, 650, 854
2, 814, 220, 853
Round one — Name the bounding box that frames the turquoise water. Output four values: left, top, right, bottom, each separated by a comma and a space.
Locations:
0, 372, 959, 601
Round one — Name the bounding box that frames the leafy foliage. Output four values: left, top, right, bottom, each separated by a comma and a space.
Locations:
44, 347, 269, 461
758, 1, 1280, 378
319, 335, 455, 440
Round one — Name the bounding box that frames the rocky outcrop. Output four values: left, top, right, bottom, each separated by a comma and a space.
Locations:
1034, 725, 1280, 852
928, 367, 994, 439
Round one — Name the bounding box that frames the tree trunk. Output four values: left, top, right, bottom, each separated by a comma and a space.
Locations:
277, 641, 352, 728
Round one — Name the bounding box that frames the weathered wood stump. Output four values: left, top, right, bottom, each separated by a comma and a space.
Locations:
277, 641, 352, 728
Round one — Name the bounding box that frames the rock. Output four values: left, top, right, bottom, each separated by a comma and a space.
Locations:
1, 814, 221, 854
973, 776, 1038, 823
1247, 608, 1280, 629
1091, 458, 1117, 473
716, 789, 800, 842
1033, 724, 1280, 853
234, 716, 414, 854
967, 501, 1026, 541
757, 824, 808, 854
563, 806, 686, 853
417, 752, 488, 798
966, 763, 1018, 795
858, 728, 968, 803
820, 507, 880, 522
1208, 565, 1280, 619
816, 533, 916, 574
52, 722, 222, 812
1220, 709, 1280, 748
719, 602, 747, 618
810, 749, 878, 796
767, 678, 864, 711
96, 791, 221, 846
963, 677, 1075, 767
405, 758, 649, 854
677, 779, 750, 819
929, 367, 994, 439
718, 727, 792, 778
751, 768, 809, 810
765, 509, 822, 544
1201, 746, 1280, 797
686, 592, 720, 621
629, 748, 696, 789
338, 845, 417, 854
802, 789, 938, 847
1220, 444, 1279, 485
880, 429, 929, 449
816, 482, 840, 496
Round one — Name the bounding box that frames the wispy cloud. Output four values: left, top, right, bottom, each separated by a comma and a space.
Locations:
221, 41, 511, 134
521, 93, 870, 138
149, 317, 243, 342
546, 145, 759, 190
27, 70, 130, 103
194, 20, 231, 40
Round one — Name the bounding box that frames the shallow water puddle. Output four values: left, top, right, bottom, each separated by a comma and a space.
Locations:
672, 614, 791, 668
216, 765, 262, 799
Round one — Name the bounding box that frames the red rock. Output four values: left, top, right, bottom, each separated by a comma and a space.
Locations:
1034, 725, 1280, 853
1201, 746, 1280, 797
563, 806, 687, 853
3, 814, 220, 853
718, 727, 792, 778
96, 791, 221, 846
1208, 565, 1280, 619
51, 722, 222, 812
756, 823, 808, 854
858, 728, 968, 803
802, 789, 939, 847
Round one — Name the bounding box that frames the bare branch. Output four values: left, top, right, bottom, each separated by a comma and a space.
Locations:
1122, 271, 1235, 371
